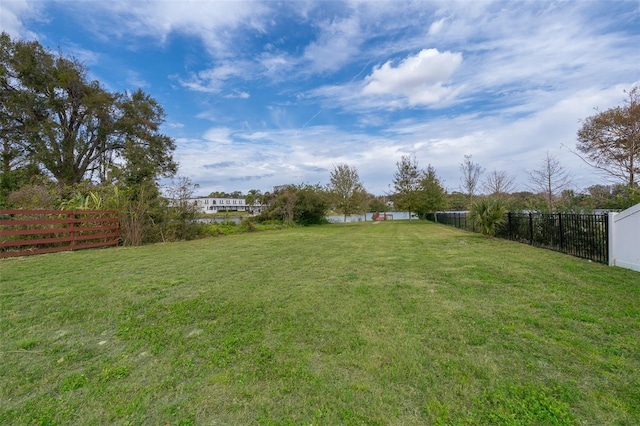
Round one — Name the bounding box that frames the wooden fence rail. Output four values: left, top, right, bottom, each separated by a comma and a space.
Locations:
0, 210, 120, 258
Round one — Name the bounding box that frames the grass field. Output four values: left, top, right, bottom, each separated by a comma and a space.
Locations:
1, 221, 639, 425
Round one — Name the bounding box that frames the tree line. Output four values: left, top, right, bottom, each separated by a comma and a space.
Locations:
2, 31, 638, 240
255, 87, 639, 226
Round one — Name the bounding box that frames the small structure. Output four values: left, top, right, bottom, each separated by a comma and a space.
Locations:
372, 212, 393, 221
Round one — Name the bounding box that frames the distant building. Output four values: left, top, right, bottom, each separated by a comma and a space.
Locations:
187, 197, 262, 214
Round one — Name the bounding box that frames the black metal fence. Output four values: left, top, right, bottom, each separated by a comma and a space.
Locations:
428, 212, 609, 264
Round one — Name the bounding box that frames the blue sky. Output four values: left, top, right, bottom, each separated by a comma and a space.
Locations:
2, 1, 639, 196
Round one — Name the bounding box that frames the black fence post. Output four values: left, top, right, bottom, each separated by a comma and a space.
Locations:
529, 213, 534, 245
558, 213, 564, 251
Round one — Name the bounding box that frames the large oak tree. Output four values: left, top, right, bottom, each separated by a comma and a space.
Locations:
0, 32, 176, 189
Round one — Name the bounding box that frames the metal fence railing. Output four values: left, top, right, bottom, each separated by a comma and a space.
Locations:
428, 212, 609, 264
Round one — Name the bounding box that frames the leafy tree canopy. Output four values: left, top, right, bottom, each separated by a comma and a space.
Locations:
393, 155, 420, 219
259, 184, 329, 225
417, 165, 447, 217
0, 32, 176, 189
328, 163, 369, 222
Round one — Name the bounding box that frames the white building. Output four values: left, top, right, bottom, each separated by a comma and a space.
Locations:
188, 197, 262, 214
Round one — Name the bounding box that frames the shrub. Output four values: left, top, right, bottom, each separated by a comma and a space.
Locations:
469, 198, 506, 236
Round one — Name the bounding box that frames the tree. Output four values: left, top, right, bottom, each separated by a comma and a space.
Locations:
576, 87, 640, 190
0, 33, 42, 202
0, 32, 176, 188
393, 155, 420, 221
259, 184, 329, 225
586, 183, 640, 210
328, 163, 368, 223
293, 184, 330, 225
245, 189, 262, 213
417, 165, 446, 219
112, 90, 177, 186
368, 195, 388, 212
528, 151, 573, 212
482, 170, 516, 198
0, 142, 40, 206
208, 191, 230, 198
162, 176, 202, 241
446, 191, 467, 211
459, 154, 484, 203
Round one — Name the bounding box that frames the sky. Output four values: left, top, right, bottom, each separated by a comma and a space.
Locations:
2, 0, 639, 197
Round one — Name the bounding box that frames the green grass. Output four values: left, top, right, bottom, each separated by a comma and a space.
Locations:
1, 221, 639, 425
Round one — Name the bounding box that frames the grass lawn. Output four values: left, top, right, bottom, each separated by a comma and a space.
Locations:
1, 221, 639, 425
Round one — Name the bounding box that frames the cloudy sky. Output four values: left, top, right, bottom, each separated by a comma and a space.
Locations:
2, 1, 639, 196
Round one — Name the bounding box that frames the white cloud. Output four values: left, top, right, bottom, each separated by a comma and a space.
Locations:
12, 1, 636, 196
58, 41, 100, 66
0, 0, 42, 38
72, 1, 270, 56
175, 124, 398, 195
362, 49, 462, 106
428, 18, 447, 36
303, 16, 362, 74
175, 81, 636, 196
126, 70, 149, 89
224, 91, 250, 99
258, 52, 298, 80
203, 127, 234, 144
179, 62, 249, 93
426, 2, 639, 97
377, 85, 638, 192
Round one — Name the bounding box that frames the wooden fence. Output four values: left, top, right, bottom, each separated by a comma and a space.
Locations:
0, 210, 120, 258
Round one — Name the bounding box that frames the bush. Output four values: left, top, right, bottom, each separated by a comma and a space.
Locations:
469, 198, 506, 236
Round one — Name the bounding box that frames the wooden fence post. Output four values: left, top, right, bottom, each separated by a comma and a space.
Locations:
69, 211, 76, 250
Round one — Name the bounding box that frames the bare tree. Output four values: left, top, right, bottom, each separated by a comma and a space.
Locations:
528, 151, 573, 212
459, 154, 484, 203
165, 176, 199, 213
482, 170, 517, 198
575, 87, 640, 189
162, 176, 201, 241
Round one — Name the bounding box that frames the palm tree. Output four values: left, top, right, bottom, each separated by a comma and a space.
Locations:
469, 198, 506, 236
